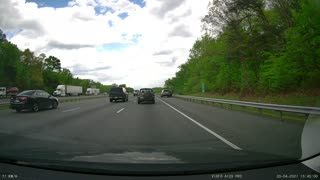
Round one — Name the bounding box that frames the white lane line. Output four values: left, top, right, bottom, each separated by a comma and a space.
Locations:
63, 107, 80, 113
157, 98, 242, 150
117, 108, 125, 113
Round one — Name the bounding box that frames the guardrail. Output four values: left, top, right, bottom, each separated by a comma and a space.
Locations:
174, 95, 320, 120
0, 102, 9, 106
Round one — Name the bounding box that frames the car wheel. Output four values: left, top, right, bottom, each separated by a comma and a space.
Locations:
138, 100, 140, 104
152, 100, 155, 104
109, 99, 112, 102
52, 100, 58, 109
32, 103, 39, 112
15, 109, 21, 112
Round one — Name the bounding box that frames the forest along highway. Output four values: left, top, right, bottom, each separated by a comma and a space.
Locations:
0, 94, 304, 159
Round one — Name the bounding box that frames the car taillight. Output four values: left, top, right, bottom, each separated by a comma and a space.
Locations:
18, 96, 28, 102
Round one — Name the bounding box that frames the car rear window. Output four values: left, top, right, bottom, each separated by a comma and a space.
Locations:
18, 90, 35, 96
110, 88, 122, 92
140, 89, 153, 93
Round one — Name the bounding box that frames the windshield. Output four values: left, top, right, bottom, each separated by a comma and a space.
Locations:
140, 89, 153, 93
110, 88, 123, 92
0, 0, 319, 176
17, 90, 35, 96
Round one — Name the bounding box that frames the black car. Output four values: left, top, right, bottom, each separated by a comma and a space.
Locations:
10, 90, 59, 112
137, 88, 155, 104
109, 87, 128, 102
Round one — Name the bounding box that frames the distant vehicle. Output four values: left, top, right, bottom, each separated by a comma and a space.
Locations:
10, 90, 59, 112
102, 92, 108, 95
0, 87, 6, 97
6, 87, 19, 97
86, 88, 100, 95
109, 87, 128, 102
53, 85, 82, 96
138, 88, 155, 104
133, 90, 139, 96
161, 89, 172, 97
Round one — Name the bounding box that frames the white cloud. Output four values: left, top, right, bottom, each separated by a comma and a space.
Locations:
1, 0, 208, 89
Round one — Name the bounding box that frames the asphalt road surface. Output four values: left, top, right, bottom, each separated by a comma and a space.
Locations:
0, 95, 305, 160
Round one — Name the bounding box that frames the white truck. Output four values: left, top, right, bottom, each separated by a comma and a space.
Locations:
86, 88, 100, 95
0, 87, 6, 97
53, 85, 82, 96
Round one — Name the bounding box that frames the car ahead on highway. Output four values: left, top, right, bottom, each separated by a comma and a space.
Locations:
133, 90, 139, 96
109, 87, 128, 102
160, 89, 172, 97
137, 88, 155, 104
10, 90, 59, 112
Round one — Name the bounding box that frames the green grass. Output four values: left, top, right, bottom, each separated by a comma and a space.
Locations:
190, 91, 320, 107
0, 105, 9, 110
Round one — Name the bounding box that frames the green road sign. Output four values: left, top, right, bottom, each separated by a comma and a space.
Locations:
201, 82, 205, 93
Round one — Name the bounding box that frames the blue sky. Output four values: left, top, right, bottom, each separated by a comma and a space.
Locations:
97, 43, 129, 52
128, 0, 145, 8
94, 6, 115, 15
26, 0, 70, 8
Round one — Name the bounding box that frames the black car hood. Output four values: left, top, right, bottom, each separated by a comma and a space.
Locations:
0, 144, 298, 175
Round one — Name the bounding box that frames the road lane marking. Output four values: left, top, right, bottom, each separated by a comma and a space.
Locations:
157, 98, 242, 150
117, 108, 125, 113
63, 107, 80, 113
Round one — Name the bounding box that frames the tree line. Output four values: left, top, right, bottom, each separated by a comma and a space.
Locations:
0, 31, 115, 94
165, 0, 320, 95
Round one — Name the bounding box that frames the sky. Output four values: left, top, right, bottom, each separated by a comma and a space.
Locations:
0, 0, 209, 89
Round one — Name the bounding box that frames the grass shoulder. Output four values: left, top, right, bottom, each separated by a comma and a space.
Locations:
189, 89, 320, 107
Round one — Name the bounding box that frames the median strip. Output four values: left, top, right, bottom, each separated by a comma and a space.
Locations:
63, 107, 80, 113
157, 98, 242, 150
117, 108, 125, 114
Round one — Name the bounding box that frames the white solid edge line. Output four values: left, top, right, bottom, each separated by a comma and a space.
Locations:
117, 108, 125, 113
63, 107, 80, 113
157, 98, 242, 150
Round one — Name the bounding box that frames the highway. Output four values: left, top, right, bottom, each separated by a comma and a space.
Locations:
0, 95, 106, 105
0, 95, 305, 161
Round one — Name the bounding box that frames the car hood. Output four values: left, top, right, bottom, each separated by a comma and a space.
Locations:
0, 144, 298, 175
